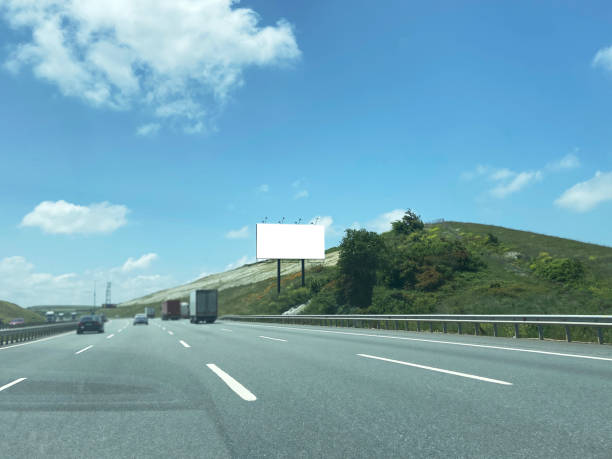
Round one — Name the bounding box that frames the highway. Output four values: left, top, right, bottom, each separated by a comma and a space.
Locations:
1, 318, 611, 458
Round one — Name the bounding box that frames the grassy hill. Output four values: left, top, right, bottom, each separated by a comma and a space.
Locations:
0, 300, 45, 325
120, 221, 612, 315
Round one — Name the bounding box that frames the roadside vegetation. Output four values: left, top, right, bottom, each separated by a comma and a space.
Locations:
214, 210, 612, 343
115, 210, 612, 343
0, 300, 45, 325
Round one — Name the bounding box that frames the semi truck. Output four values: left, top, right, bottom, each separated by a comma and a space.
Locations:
161, 300, 181, 320
45, 311, 56, 323
180, 302, 189, 319
144, 307, 155, 318
189, 289, 218, 324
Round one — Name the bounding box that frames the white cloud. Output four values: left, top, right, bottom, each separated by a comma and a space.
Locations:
555, 171, 612, 212
1, 0, 300, 131
20, 200, 128, 234
489, 168, 514, 181
225, 255, 254, 271
462, 164, 544, 198
225, 225, 249, 239
292, 179, 303, 188
294, 190, 309, 199
136, 123, 160, 136
490, 171, 542, 198
547, 153, 580, 171
121, 253, 158, 272
257, 184, 269, 192
0, 253, 175, 306
460, 164, 488, 180
308, 215, 338, 236
365, 209, 405, 233
593, 45, 612, 73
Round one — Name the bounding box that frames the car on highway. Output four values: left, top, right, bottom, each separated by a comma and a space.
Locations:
133, 314, 148, 325
9, 318, 25, 326
100, 313, 108, 323
76, 315, 104, 334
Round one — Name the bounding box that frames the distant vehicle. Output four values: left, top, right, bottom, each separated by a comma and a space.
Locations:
180, 302, 189, 319
58, 312, 64, 321
162, 300, 181, 320
133, 314, 148, 325
144, 307, 155, 318
189, 289, 218, 324
71, 312, 77, 320
9, 318, 25, 326
45, 311, 56, 323
77, 315, 104, 334
99, 313, 107, 323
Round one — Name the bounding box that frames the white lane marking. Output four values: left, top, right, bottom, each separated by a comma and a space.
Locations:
235, 323, 612, 362
0, 377, 27, 392
206, 364, 256, 401
106, 334, 115, 339
221, 328, 233, 332
118, 329, 123, 333
259, 335, 287, 342
168, 331, 174, 335
179, 340, 191, 348
162, 327, 166, 331
0, 332, 73, 352
75, 345, 93, 355
358, 354, 513, 386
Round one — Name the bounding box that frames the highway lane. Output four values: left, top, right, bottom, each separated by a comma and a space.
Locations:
1, 317, 611, 458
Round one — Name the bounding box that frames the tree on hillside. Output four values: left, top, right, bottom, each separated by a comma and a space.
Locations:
338, 229, 385, 308
391, 209, 424, 235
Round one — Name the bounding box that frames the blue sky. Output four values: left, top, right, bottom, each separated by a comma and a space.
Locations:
1, 1, 612, 306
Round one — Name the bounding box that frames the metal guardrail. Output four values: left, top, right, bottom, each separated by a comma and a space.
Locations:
220, 314, 612, 344
0, 322, 77, 346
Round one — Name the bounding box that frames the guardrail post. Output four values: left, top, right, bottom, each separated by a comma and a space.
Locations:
475, 323, 480, 336
416, 321, 420, 332
514, 324, 519, 339
565, 326, 571, 343
442, 322, 447, 334
394, 320, 397, 331
537, 325, 544, 340
429, 322, 433, 333
597, 327, 604, 345
458, 323, 462, 335
493, 324, 498, 337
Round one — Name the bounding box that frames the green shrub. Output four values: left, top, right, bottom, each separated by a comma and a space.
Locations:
529, 253, 585, 284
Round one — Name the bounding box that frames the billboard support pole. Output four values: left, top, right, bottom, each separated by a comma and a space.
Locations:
301, 259, 305, 287
277, 259, 281, 294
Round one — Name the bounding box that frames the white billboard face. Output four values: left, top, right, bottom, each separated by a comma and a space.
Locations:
256, 224, 325, 260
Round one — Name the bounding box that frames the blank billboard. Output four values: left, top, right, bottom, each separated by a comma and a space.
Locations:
256, 224, 325, 260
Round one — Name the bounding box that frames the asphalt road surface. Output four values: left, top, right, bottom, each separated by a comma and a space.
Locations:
1, 318, 611, 458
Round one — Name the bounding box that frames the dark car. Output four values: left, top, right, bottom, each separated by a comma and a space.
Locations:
77, 315, 104, 334
9, 318, 25, 326
133, 314, 148, 325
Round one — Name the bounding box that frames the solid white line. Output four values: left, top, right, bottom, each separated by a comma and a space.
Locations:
221, 329, 233, 332
206, 364, 256, 401
0, 331, 74, 351
179, 340, 191, 348
235, 323, 612, 362
0, 377, 27, 392
358, 354, 513, 385
106, 334, 114, 339
75, 345, 93, 355
168, 331, 174, 335
259, 335, 287, 342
